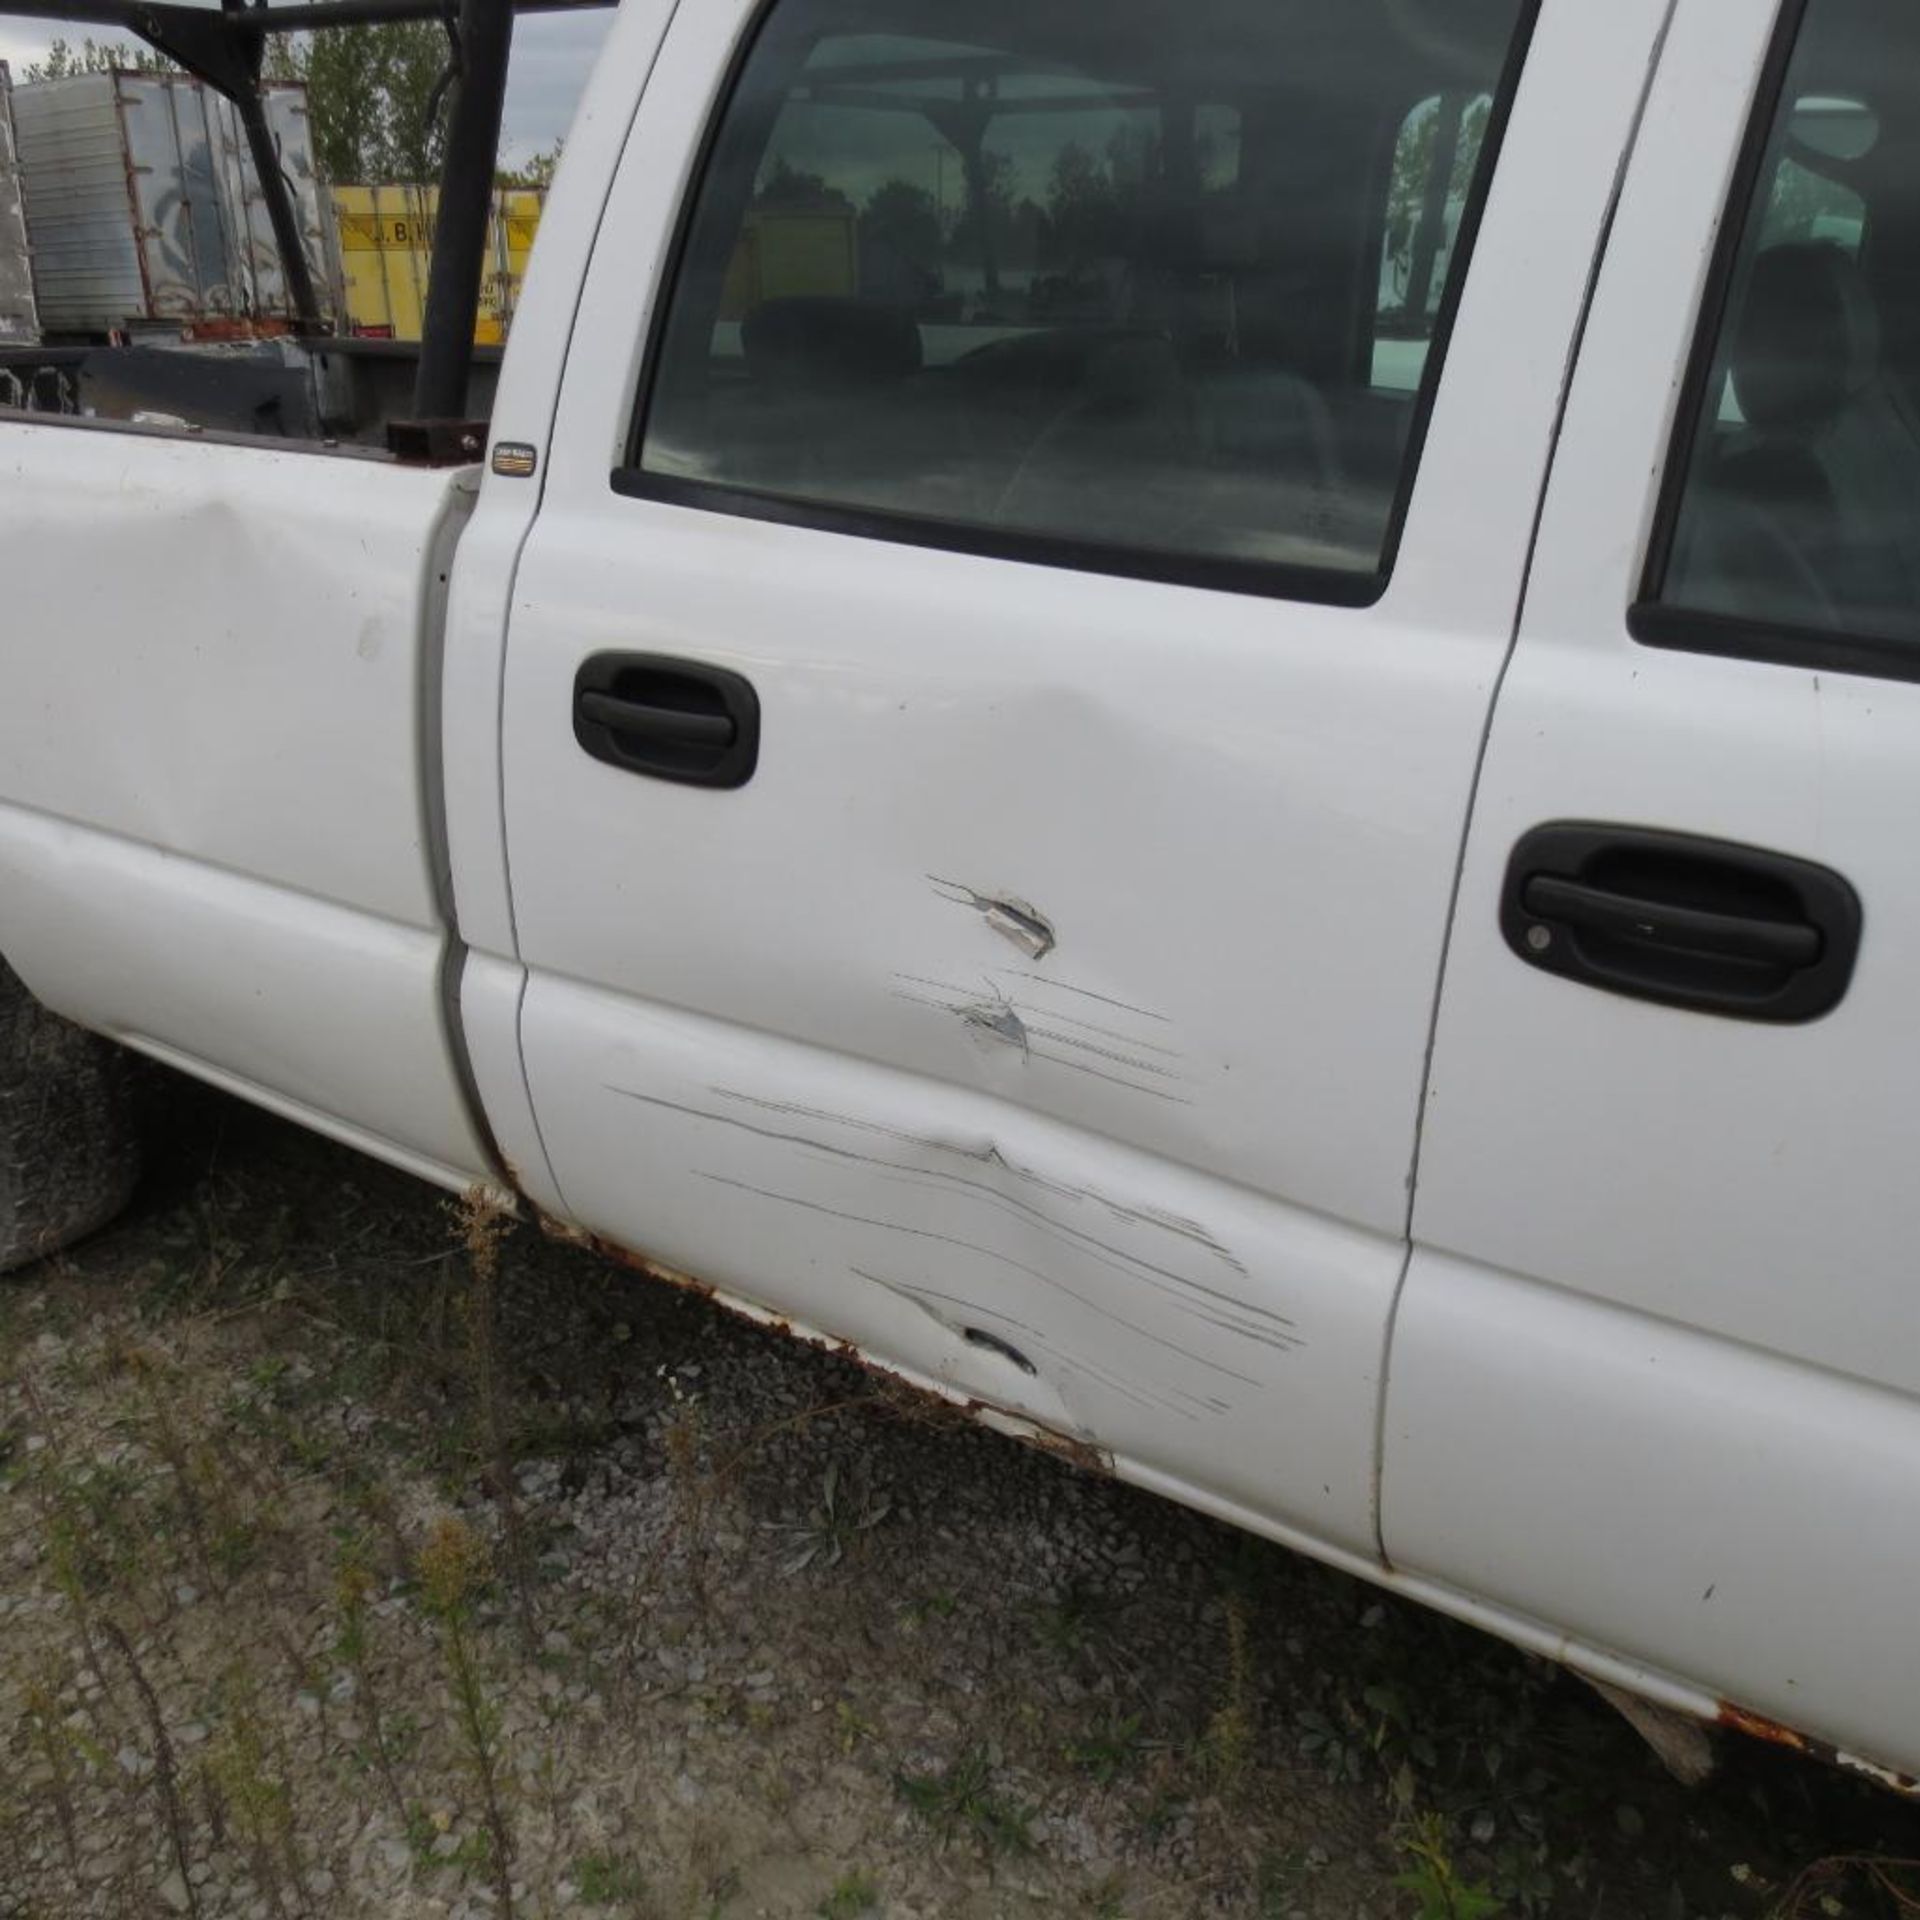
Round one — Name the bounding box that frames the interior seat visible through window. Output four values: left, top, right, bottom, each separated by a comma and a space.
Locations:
625, 0, 1529, 598
1642, 6, 1920, 662
1683, 242, 1920, 629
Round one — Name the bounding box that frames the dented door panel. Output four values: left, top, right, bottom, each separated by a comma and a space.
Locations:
495, 0, 1671, 1556
521, 979, 1396, 1550
504, 507, 1502, 1237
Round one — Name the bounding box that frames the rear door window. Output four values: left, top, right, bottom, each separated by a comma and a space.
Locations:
623, 0, 1535, 601
1636, 5, 1920, 672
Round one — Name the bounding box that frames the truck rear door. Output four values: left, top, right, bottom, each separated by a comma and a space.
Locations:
1388, 0, 1920, 1782
489, 0, 1668, 1556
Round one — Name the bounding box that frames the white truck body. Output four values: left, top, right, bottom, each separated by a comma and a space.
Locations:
3, 0, 1917, 1792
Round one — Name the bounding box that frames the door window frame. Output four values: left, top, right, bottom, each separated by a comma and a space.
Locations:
1626, 0, 1920, 685
607, 0, 1542, 610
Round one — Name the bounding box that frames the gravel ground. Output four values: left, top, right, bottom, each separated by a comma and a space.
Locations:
2, 1075, 1917, 1920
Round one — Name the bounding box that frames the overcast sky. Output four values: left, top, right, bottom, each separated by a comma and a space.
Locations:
0, 4, 609, 164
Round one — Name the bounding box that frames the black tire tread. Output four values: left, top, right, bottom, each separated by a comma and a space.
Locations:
0, 962, 141, 1274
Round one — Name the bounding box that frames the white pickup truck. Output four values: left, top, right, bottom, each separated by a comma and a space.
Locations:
4, 0, 1918, 1796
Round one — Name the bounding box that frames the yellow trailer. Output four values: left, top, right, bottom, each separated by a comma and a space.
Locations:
332, 183, 544, 344
719, 208, 858, 319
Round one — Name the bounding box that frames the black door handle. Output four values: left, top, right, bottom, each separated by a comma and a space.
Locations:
1502, 823, 1860, 1023
1519, 874, 1822, 970
577, 690, 736, 751
573, 652, 759, 789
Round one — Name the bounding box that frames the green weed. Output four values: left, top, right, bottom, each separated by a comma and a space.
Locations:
1396, 1812, 1505, 1920
1199, 1588, 1255, 1788
818, 1868, 880, 1917
894, 1749, 1032, 1856
771, 1459, 892, 1576
1032, 1582, 1109, 1659
420, 1514, 516, 1917
1064, 1712, 1146, 1786
573, 1850, 649, 1906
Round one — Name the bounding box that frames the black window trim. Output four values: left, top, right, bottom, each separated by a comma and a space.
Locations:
1626, 0, 1920, 686
609, 0, 1543, 611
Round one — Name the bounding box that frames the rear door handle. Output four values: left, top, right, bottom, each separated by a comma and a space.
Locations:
573, 652, 759, 789
1502, 823, 1860, 1023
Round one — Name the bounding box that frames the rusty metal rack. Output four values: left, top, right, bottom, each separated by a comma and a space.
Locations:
0, 0, 611, 431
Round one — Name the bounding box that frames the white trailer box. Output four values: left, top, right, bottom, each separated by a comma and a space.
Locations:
0, 64, 36, 345
12, 71, 334, 335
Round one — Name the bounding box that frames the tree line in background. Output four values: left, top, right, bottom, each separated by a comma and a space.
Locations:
750, 120, 1222, 318
19, 27, 560, 186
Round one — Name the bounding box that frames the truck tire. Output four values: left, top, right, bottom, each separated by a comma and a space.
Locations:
0, 961, 141, 1274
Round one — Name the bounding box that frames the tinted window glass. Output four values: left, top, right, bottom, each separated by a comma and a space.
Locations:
1648, 3, 1920, 657
1761, 151, 1865, 258
631, 0, 1531, 594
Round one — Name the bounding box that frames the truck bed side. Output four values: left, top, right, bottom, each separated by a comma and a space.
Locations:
0, 416, 493, 1186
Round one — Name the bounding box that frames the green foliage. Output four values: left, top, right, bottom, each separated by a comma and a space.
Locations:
407, 1807, 491, 1874
1031, 1582, 1111, 1659
573, 1851, 648, 1906
40, 1455, 151, 1598
500, 143, 563, 189
771, 1459, 892, 1576
899, 1585, 958, 1631
209, 1662, 306, 1911
1291, 1598, 1621, 1917
418, 1516, 487, 1622
1045, 139, 1116, 262
1064, 1712, 1146, 1787
893, 1749, 1032, 1856
418, 1517, 517, 1913
1396, 1813, 1506, 1920
860, 177, 942, 295
264, 23, 451, 183
23, 37, 172, 80
1201, 1590, 1257, 1787
1382, 92, 1493, 325
752, 156, 854, 214
817, 1869, 880, 1918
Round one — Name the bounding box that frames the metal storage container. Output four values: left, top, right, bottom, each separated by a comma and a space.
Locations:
333, 182, 544, 344
0, 63, 36, 346
222, 85, 339, 324
12, 71, 335, 336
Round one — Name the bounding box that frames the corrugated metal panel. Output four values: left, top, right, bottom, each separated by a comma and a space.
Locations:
10, 75, 147, 333
332, 182, 544, 343
490, 186, 541, 339
0, 63, 37, 344
118, 73, 236, 318
334, 181, 435, 339
219, 85, 339, 320
14, 70, 332, 334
